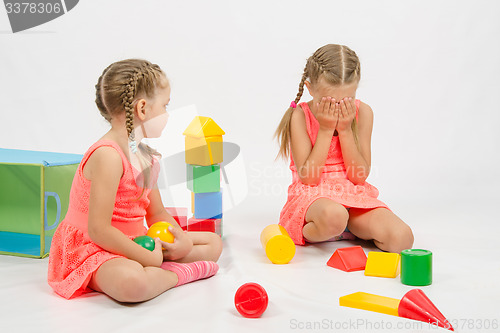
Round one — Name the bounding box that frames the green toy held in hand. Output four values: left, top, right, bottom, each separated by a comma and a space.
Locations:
133, 235, 155, 251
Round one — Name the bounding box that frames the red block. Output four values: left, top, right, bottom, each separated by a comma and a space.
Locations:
187, 217, 221, 235
234, 283, 268, 318
327, 246, 367, 272
165, 207, 188, 231
398, 289, 454, 331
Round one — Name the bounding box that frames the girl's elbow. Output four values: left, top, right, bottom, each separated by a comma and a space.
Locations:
352, 178, 367, 185
87, 228, 99, 243
299, 175, 321, 186
88, 223, 105, 244
297, 166, 322, 185
347, 166, 370, 184
351, 174, 369, 185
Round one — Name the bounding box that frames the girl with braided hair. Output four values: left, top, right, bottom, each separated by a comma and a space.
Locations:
48, 59, 222, 302
276, 44, 413, 253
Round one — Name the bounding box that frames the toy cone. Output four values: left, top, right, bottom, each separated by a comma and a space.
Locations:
398, 289, 454, 331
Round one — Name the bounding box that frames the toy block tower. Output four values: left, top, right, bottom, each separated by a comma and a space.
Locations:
183, 116, 224, 236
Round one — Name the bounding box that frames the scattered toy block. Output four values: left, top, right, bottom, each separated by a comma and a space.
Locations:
194, 191, 222, 219
400, 249, 432, 286
339, 292, 400, 316
186, 164, 220, 193
327, 246, 367, 272
187, 218, 215, 232
260, 224, 296, 264
340, 289, 454, 331
183, 116, 225, 166
187, 217, 222, 236
165, 207, 188, 231
398, 289, 454, 331
364, 251, 400, 278
235, 283, 268, 318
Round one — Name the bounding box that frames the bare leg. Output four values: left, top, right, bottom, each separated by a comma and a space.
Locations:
88, 258, 179, 303
303, 198, 350, 243
172, 232, 223, 263
348, 207, 414, 253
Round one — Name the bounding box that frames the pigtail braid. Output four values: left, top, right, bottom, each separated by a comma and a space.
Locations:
95, 59, 167, 197
275, 71, 308, 160
122, 72, 141, 141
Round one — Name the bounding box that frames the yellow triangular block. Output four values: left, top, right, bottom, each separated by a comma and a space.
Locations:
183, 116, 225, 138
364, 252, 400, 278
339, 292, 400, 316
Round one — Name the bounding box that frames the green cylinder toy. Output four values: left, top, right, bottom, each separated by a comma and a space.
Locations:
400, 249, 432, 286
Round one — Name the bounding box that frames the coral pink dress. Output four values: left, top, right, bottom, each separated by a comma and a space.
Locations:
48, 140, 159, 299
279, 101, 389, 245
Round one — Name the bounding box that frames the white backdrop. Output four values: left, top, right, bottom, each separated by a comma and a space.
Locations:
2, 2, 500, 332
1, 0, 499, 220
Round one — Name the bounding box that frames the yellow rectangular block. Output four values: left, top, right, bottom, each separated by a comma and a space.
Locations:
339, 292, 400, 316
364, 252, 400, 278
191, 191, 195, 213
185, 136, 223, 166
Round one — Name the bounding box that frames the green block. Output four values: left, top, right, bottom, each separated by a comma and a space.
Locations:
187, 164, 220, 193
0, 148, 82, 258
400, 249, 432, 286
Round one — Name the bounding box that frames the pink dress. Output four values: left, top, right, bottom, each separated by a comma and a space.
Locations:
279, 101, 389, 245
47, 140, 159, 299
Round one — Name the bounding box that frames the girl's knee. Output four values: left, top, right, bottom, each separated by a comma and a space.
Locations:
399, 224, 414, 250
113, 271, 149, 303
207, 233, 223, 262
318, 204, 349, 236
386, 223, 414, 253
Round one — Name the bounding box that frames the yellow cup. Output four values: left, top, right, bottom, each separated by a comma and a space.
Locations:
260, 224, 296, 264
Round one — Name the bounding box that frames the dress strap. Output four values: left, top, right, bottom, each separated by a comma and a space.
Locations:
298, 102, 318, 145
79, 140, 129, 177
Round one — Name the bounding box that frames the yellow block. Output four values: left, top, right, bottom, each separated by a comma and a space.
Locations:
339, 292, 400, 316
185, 136, 223, 166
191, 191, 195, 213
260, 224, 296, 264
183, 116, 225, 137
364, 252, 401, 278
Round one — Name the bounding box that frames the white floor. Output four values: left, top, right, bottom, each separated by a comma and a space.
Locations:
1, 198, 499, 333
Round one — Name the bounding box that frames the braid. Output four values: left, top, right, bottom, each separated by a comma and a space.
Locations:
276, 44, 362, 159
94, 59, 166, 196
274, 69, 309, 160
294, 72, 307, 104
354, 60, 361, 80
122, 72, 141, 140
310, 54, 324, 81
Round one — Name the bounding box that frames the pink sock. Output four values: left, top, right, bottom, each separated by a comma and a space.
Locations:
160, 261, 219, 287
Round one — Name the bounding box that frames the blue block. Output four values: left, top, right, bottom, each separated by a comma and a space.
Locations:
194, 191, 222, 219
